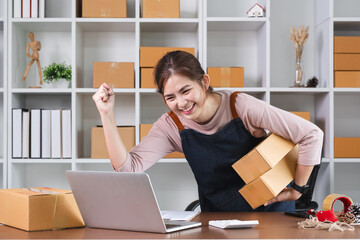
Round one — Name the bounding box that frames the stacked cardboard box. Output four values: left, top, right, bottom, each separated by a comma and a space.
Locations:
91, 127, 135, 159
140, 47, 195, 88
140, 124, 185, 158
334, 36, 360, 87
0, 187, 84, 231
290, 111, 310, 121
207, 67, 244, 87
83, 0, 127, 18
93, 62, 134, 88
142, 0, 180, 18
232, 133, 298, 209
334, 137, 360, 158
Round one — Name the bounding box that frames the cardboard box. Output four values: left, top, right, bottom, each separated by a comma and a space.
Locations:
334, 71, 360, 87
93, 62, 134, 88
0, 187, 84, 231
290, 111, 310, 121
140, 47, 195, 67
141, 68, 156, 88
142, 0, 180, 18
334, 36, 360, 53
334, 137, 360, 158
232, 133, 296, 184
91, 127, 135, 159
207, 67, 244, 87
82, 0, 127, 18
334, 54, 360, 70
140, 124, 185, 158
239, 146, 298, 209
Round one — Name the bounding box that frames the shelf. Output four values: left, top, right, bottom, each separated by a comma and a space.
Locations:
322, 158, 331, 163
11, 88, 72, 94
11, 159, 72, 164
11, 21, 72, 32
76, 18, 136, 23
12, 18, 72, 23
140, 18, 199, 23
207, 18, 267, 31
140, 21, 199, 32
158, 158, 187, 163
76, 21, 136, 32
333, 158, 360, 163
76, 88, 136, 94
334, 88, 360, 92
214, 87, 266, 92
270, 88, 330, 93
0, 88, 3, 93
75, 158, 111, 163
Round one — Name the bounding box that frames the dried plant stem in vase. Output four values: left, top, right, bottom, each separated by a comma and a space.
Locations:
290, 25, 309, 87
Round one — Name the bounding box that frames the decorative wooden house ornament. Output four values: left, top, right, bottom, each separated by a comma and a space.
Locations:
247, 3, 265, 17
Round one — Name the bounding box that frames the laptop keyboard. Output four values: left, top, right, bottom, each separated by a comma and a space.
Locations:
165, 223, 183, 229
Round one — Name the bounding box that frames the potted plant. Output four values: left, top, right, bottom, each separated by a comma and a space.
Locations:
42, 62, 72, 88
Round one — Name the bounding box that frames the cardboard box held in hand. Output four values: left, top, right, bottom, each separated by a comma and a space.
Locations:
0, 187, 84, 231
232, 133, 298, 209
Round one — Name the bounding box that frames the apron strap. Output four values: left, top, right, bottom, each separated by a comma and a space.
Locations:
168, 111, 185, 131
230, 91, 241, 119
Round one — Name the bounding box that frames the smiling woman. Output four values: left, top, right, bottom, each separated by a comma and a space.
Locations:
92, 50, 324, 213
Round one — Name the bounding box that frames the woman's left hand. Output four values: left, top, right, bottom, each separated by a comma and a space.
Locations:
264, 187, 302, 206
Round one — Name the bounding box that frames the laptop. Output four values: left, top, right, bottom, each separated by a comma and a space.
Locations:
66, 170, 201, 233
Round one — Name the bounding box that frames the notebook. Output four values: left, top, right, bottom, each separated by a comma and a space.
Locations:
66, 170, 201, 233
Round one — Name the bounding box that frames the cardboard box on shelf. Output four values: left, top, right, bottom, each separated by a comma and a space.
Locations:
207, 67, 244, 87
334, 71, 360, 87
0, 187, 84, 231
93, 62, 134, 88
334, 137, 360, 158
232, 133, 296, 184
140, 47, 195, 67
142, 0, 180, 18
290, 111, 310, 121
239, 146, 298, 209
82, 0, 127, 18
141, 68, 156, 88
140, 124, 185, 158
334, 36, 360, 53
91, 127, 135, 159
334, 54, 360, 71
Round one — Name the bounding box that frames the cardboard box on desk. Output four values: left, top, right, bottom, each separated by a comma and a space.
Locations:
0, 187, 84, 231
140, 47, 195, 67
232, 133, 296, 184
82, 0, 127, 18
334, 137, 360, 158
239, 146, 298, 209
91, 127, 135, 159
93, 62, 134, 88
142, 0, 180, 18
207, 67, 244, 87
140, 124, 185, 158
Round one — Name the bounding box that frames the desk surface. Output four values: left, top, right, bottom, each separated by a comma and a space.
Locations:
0, 212, 359, 239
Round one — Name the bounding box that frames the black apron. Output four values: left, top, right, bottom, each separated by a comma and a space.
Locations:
168, 91, 295, 212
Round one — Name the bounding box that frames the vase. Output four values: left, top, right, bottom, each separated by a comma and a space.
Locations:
294, 58, 304, 87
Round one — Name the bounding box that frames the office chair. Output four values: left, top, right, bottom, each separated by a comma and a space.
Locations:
185, 163, 321, 212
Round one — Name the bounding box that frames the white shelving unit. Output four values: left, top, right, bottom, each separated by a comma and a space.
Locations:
1, 0, 7, 189
3, 0, 360, 210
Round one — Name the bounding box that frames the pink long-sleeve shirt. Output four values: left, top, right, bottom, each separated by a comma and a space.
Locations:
117, 91, 324, 172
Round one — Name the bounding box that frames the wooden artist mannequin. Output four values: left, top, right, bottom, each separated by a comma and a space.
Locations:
22, 32, 43, 85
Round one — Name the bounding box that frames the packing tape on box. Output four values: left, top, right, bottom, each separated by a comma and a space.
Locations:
322, 193, 353, 213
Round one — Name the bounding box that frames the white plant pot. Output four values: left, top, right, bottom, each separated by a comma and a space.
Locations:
42, 78, 70, 89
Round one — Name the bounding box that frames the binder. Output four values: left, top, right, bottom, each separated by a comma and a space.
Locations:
51, 109, 62, 159
22, 0, 31, 18
62, 110, 72, 159
22, 110, 30, 158
14, 0, 22, 18
31, 0, 39, 18
30, 109, 42, 158
41, 110, 51, 159
12, 109, 24, 158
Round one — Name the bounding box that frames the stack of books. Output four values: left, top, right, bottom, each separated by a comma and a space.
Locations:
12, 109, 72, 159
14, 0, 45, 18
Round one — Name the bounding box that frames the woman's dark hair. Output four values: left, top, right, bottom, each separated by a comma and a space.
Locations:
154, 50, 212, 95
